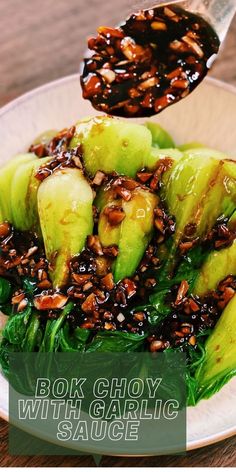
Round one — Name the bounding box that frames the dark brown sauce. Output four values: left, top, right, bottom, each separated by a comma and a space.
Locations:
1, 220, 235, 351
81, 5, 220, 117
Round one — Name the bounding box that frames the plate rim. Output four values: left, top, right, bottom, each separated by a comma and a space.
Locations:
1, 73, 236, 454
1, 73, 236, 118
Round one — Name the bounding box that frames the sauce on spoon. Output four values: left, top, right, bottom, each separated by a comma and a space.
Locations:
81, 5, 220, 117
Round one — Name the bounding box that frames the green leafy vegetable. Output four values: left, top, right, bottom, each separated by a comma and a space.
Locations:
97, 183, 158, 282
70, 116, 152, 178
163, 150, 221, 243
11, 156, 51, 232
145, 122, 175, 149
147, 147, 182, 170
195, 295, 236, 401
86, 331, 146, 352
0, 278, 11, 304
178, 142, 204, 152
0, 153, 36, 223
0, 340, 21, 377
22, 313, 42, 352
39, 302, 74, 352
37, 168, 94, 288
194, 239, 236, 296
2, 306, 32, 345
1, 118, 236, 408
149, 245, 207, 323
59, 323, 90, 352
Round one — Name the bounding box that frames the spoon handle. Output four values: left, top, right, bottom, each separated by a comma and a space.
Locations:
185, 0, 236, 42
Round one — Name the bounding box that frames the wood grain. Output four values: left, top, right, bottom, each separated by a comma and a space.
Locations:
1, 419, 236, 467
0, 0, 236, 467
1, 0, 236, 108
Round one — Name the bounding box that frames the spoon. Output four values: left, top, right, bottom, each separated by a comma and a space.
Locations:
132, 0, 236, 41
81, 0, 236, 117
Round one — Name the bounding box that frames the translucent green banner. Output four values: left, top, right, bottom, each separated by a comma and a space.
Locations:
9, 351, 186, 456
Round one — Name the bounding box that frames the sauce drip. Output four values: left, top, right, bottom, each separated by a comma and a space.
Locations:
81, 5, 220, 117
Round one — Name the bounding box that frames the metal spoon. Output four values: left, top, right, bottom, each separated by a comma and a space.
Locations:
81, 0, 236, 117
131, 0, 236, 44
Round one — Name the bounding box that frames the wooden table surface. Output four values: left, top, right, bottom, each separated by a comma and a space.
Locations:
0, 0, 236, 467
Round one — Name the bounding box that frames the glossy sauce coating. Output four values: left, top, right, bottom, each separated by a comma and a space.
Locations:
81, 5, 220, 117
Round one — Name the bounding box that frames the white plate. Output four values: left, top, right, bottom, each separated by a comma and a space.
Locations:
1, 74, 236, 452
